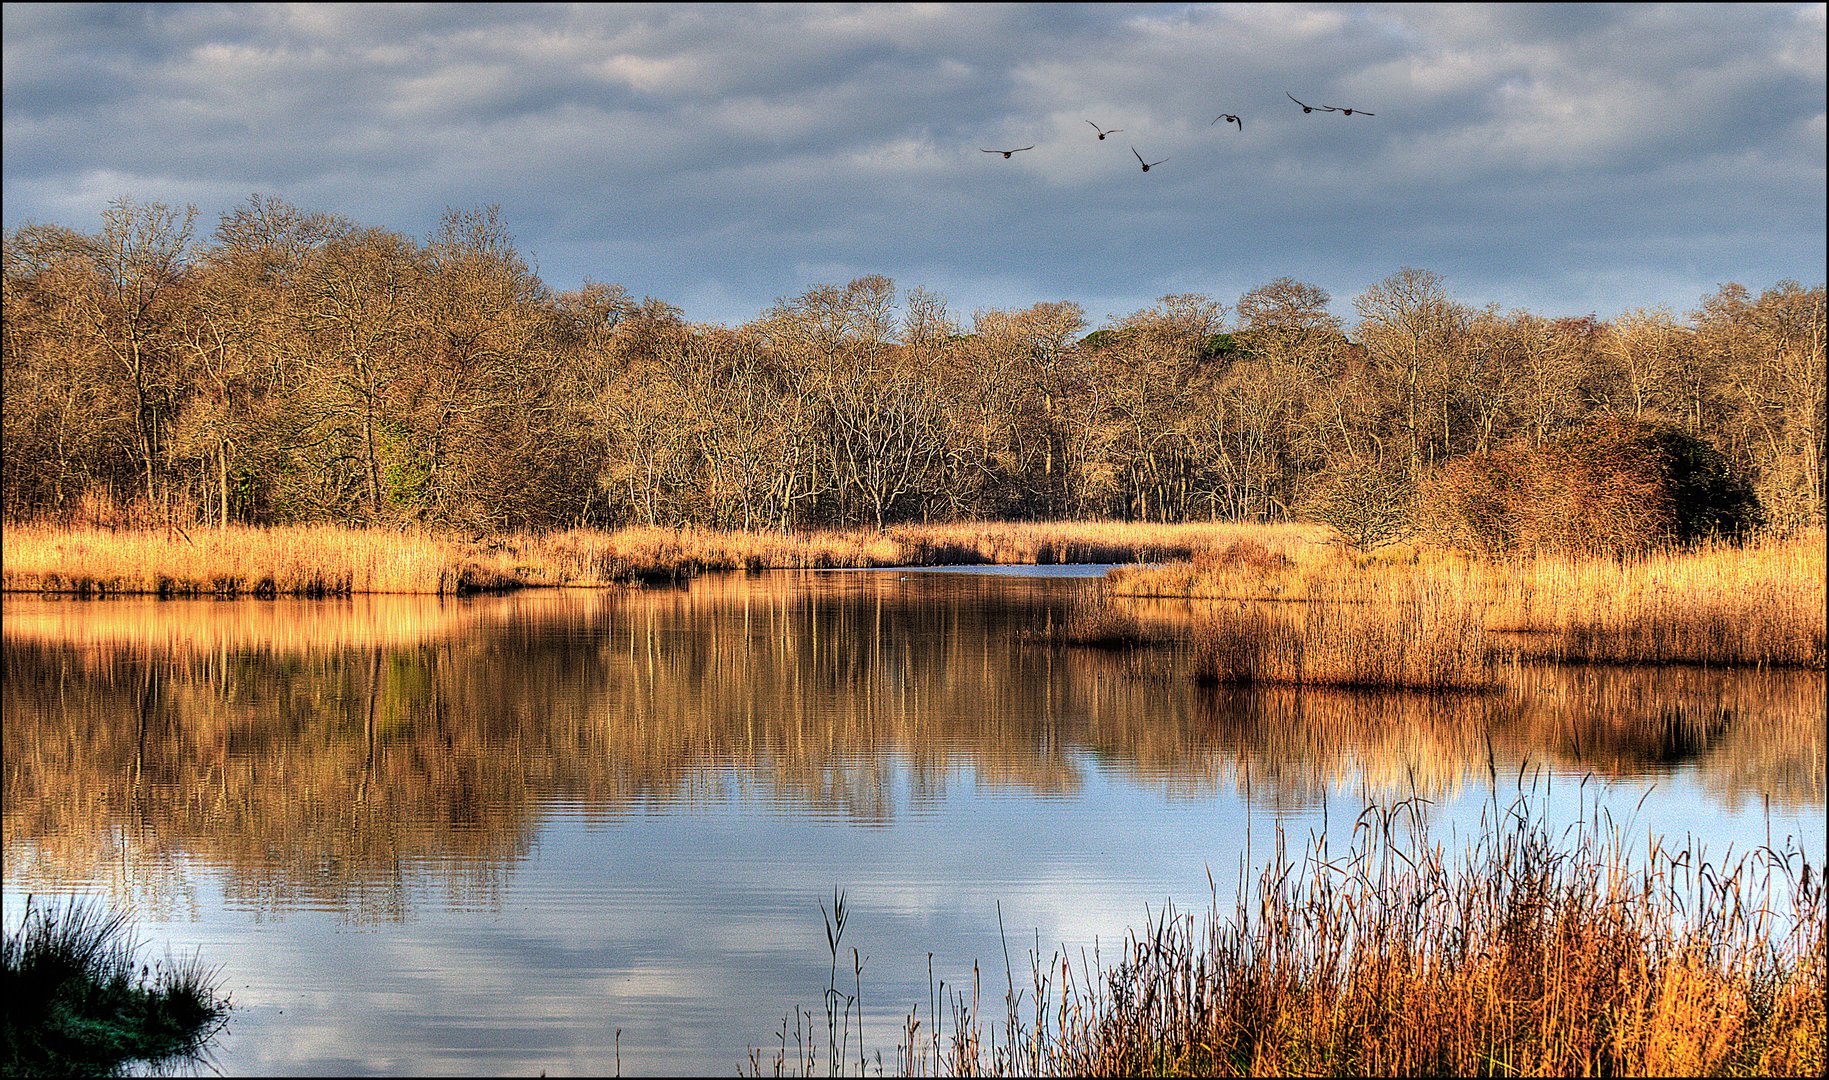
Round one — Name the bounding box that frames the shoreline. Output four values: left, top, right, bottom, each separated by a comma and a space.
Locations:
0, 520, 1317, 597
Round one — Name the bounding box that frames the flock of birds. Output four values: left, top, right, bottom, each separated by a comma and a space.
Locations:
982, 91, 1373, 171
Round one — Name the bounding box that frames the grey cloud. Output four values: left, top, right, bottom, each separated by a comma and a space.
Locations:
3, 3, 1822, 327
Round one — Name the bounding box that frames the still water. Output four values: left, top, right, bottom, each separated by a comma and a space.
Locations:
3, 572, 1823, 1075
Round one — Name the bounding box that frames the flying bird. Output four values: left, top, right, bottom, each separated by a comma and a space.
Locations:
1325, 105, 1374, 116
1132, 146, 1168, 172
1085, 121, 1123, 140
982, 146, 1035, 158
1286, 92, 1333, 114
1212, 113, 1242, 131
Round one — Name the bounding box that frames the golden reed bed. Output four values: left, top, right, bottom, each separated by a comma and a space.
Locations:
0, 521, 1292, 596
1102, 530, 1826, 673
752, 793, 1826, 1078
5, 521, 1820, 674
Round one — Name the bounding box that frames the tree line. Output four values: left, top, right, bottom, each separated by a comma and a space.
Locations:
4, 195, 1823, 536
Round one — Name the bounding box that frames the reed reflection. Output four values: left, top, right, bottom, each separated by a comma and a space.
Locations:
4, 576, 1821, 921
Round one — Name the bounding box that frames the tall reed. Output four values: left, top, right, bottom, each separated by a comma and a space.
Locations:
1484, 530, 1827, 667
1110, 530, 1827, 670
750, 791, 1826, 1077
1, 520, 1280, 596
0, 524, 526, 596
1183, 570, 1495, 690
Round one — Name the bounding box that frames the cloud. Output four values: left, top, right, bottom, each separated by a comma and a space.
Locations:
3, 3, 1822, 327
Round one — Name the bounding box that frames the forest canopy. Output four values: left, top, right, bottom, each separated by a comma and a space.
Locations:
3, 196, 1823, 540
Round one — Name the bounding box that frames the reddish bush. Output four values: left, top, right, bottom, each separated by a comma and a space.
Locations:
1420, 421, 1760, 557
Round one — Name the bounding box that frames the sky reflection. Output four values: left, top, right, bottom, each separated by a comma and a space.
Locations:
3, 579, 1822, 1075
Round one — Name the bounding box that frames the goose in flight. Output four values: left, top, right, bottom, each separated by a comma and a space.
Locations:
1132, 146, 1168, 172
1212, 113, 1242, 131
1325, 104, 1374, 116
1286, 92, 1333, 114
983, 146, 1035, 158
1085, 121, 1122, 141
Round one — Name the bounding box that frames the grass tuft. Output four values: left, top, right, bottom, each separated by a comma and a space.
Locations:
2, 896, 231, 1077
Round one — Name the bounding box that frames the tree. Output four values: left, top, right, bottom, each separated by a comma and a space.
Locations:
1353, 268, 1470, 475
1298, 453, 1415, 550
293, 227, 426, 521
1693, 281, 1827, 530
86, 198, 199, 509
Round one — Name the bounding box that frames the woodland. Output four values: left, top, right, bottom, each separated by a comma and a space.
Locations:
3, 195, 1823, 544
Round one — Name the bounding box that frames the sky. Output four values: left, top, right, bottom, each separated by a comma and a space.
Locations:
3, 2, 1825, 329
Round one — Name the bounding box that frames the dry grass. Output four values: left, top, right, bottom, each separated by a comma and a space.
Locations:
889, 521, 1321, 567
1022, 583, 1155, 648
1105, 528, 1344, 601
1483, 531, 1826, 667
1, 520, 1279, 596
0, 524, 528, 596
753, 792, 1827, 1077
1183, 571, 1496, 690
1105, 529, 1826, 671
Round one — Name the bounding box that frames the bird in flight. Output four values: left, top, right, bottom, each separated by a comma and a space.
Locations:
1085, 121, 1122, 140
1132, 147, 1168, 172
982, 146, 1035, 158
1325, 105, 1374, 116
1212, 113, 1242, 131
1286, 92, 1333, 114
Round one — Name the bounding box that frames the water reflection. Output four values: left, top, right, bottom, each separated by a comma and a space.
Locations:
4, 576, 1821, 926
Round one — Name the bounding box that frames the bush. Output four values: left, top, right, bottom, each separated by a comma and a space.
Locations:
1420, 421, 1762, 557
1296, 456, 1415, 550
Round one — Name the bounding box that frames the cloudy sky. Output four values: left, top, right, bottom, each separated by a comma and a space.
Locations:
4, 3, 1824, 328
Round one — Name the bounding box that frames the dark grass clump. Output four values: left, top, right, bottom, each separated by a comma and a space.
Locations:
2, 897, 230, 1077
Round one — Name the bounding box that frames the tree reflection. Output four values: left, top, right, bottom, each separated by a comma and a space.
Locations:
5, 578, 1821, 921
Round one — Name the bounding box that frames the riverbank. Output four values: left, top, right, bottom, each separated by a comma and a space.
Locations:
0, 521, 1313, 596
1095, 530, 1826, 673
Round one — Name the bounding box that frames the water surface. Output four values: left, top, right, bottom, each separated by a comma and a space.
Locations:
3, 573, 1822, 1075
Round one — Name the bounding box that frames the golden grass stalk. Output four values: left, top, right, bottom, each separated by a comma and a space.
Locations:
1020, 583, 1154, 648
754, 792, 1827, 1078
1109, 530, 1826, 671
1, 521, 1312, 596
0, 524, 525, 596
1483, 531, 1827, 667
1183, 570, 1495, 690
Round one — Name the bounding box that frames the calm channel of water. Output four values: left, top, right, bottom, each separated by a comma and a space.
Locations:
3, 571, 1823, 1075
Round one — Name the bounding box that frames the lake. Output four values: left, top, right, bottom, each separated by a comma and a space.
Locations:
3, 571, 1823, 1075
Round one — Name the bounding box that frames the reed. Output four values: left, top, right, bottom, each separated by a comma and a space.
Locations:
1182, 570, 1496, 690
0, 523, 527, 596
752, 791, 1827, 1077
2, 896, 230, 1076
1022, 583, 1155, 648
1483, 530, 1827, 667
1109, 529, 1827, 671
1, 520, 1284, 596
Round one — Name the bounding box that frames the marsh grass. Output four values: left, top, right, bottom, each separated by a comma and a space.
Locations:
0, 524, 526, 596
1021, 584, 1155, 649
1483, 531, 1826, 667
1108, 530, 1827, 671
1, 520, 1273, 596
2, 896, 230, 1077
750, 791, 1827, 1077
1184, 571, 1495, 690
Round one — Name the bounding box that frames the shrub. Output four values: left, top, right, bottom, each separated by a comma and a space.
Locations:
1420, 421, 1762, 557
1296, 456, 1415, 551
